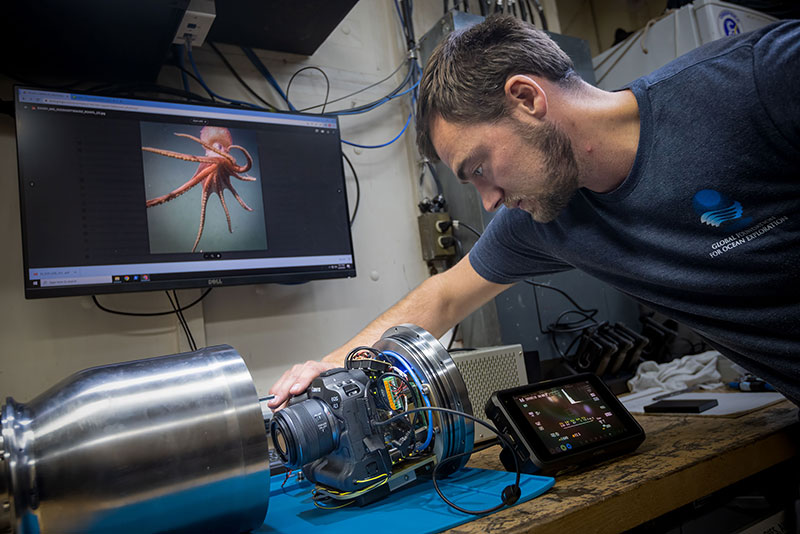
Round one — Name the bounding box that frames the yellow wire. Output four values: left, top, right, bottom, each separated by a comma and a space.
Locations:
355, 473, 388, 484
313, 498, 354, 510
316, 474, 389, 499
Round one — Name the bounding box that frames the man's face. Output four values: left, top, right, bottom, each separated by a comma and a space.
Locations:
430, 114, 579, 222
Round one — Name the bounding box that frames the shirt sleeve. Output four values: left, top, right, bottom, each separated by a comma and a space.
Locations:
752, 20, 800, 151
468, 207, 573, 284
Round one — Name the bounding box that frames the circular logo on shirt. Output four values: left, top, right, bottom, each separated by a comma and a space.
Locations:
719, 10, 741, 36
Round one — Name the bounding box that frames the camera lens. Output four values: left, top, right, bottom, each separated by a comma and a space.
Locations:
270, 399, 339, 469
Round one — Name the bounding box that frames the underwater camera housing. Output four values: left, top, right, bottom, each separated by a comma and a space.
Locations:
270, 325, 475, 507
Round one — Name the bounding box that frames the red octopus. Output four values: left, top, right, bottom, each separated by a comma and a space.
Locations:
143, 126, 257, 252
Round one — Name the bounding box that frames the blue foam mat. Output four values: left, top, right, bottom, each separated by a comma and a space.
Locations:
255, 468, 554, 533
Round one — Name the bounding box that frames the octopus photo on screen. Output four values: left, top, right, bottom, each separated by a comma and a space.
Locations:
140, 122, 268, 254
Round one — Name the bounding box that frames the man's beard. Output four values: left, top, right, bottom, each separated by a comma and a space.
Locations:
508, 118, 579, 222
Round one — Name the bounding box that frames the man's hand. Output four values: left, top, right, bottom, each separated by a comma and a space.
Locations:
267, 358, 340, 410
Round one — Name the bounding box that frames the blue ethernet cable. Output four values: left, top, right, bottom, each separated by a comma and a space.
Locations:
341, 112, 412, 149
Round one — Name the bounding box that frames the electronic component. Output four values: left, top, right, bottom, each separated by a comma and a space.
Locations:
271, 325, 476, 507
486, 373, 645, 475
172, 0, 216, 46
643, 399, 719, 413
572, 322, 650, 376
14, 87, 356, 298
451, 344, 526, 442
270, 325, 523, 515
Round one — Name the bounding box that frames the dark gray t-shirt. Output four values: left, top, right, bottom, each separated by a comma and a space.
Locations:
470, 21, 800, 402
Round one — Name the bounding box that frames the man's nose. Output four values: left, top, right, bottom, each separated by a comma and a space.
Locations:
476, 183, 503, 212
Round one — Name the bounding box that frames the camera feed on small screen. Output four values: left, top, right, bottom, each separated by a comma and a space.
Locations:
515, 381, 627, 456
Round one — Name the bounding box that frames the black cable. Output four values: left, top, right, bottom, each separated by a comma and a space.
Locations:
172, 290, 197, 350
550, 312, 600, 360
452, 235, 464, 259
552, 309, 598, 331
321, 63, 414, 115
162, 66, 218, 101
366, 371, 423, 435
344, 345, 386, 367
299, 60, 408, 113
454, 220, 482, 239
447, 323, 459, 350
286, 66, 331, 114
166, 291, 196, 351
399, 0, 416, 52
519, 0, 528, 21
91, 288, 213, 317
531, 0, 548, 30
524, 279, 596, 314
375, 406, 522, 515
524, 0, 536, 24
529, 278, 598, 333
341, 152, 360, 226
555, 331, 584, 360
424, 161, 443, 196
207, 42, 278, 110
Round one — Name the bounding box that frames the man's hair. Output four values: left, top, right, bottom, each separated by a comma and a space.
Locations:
416, 15, 579, 160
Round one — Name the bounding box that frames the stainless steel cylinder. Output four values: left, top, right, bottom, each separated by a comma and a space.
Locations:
0, 345, 270, 534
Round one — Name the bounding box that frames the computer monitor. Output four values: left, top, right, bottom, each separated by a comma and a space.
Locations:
14, 87, 356, 299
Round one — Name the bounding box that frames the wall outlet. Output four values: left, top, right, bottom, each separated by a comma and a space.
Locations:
173, 0, 216, 47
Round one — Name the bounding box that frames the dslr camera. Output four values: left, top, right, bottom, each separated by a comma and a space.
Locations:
270, 325, 475, 506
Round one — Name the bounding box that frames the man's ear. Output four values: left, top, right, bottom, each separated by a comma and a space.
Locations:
504, 75, 547, 119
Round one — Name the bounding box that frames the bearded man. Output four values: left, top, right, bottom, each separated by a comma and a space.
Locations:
270, 16, 799, 409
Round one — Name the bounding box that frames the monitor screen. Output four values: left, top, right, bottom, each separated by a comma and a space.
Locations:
508, 379, 630, 459
14, 87, 356, 298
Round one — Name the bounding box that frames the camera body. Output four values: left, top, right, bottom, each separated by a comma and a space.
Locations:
270, 325, 475, 507
279, 367, 409, 497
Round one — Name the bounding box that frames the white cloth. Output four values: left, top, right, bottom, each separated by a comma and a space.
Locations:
627, 350, 724, 393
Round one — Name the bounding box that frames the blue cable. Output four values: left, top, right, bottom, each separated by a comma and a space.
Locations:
185, 41, 264, 109
241, 46, 297, 111
381, 349, 434, 452
330, 78, 419, 117
341, 112, 412, 149
393, 0, 405, 28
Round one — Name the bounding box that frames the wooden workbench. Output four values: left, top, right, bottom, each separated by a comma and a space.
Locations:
459, 399, 800, 533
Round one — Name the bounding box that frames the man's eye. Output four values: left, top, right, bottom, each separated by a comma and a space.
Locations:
473, 165, 483, 177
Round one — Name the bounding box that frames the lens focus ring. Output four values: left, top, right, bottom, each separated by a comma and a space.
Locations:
270, 399, 339, 469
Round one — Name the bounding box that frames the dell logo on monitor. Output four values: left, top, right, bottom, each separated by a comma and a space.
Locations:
208, 279, 223, 286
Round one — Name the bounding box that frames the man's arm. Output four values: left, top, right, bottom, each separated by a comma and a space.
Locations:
267, 254, 512, 408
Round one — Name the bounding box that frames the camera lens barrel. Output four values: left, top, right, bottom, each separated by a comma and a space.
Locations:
271, 398, 339, 469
